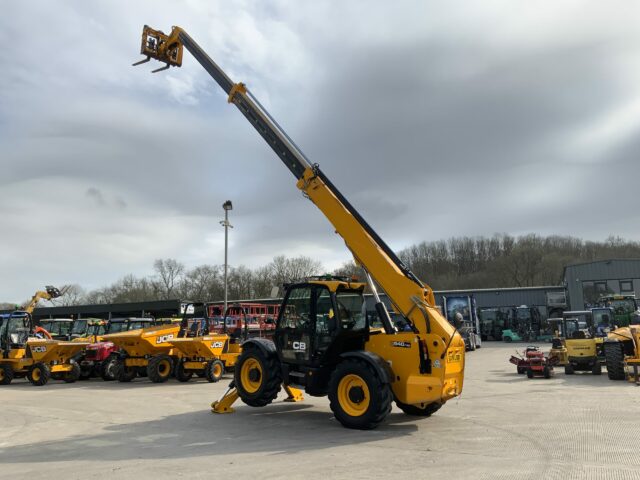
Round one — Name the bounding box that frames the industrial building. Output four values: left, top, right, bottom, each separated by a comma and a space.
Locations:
563, 259, 640, 310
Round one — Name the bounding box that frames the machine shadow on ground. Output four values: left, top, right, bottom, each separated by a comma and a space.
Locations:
0, 402, 421, 464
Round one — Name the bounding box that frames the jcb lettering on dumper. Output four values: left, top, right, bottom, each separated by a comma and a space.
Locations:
156, 334, 174, 344
447, 351, 462, 363
211, 341, 224, 348
31, 346, 47, 353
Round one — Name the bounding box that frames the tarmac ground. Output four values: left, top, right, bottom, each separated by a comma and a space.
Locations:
1, 342, 639, 480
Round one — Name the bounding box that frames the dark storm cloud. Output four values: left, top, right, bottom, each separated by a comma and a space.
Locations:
1, 1, 639, 301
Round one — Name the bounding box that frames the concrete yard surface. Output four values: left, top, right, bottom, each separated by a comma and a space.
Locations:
1, 343, 639, 479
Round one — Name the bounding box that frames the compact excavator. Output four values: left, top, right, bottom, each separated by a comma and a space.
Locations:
134, 25, 465, 429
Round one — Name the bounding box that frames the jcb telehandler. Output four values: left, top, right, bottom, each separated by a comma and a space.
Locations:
134, 25, 465, 429
603, 323, 640, 382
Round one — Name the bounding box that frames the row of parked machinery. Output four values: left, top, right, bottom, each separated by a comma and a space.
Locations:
0, 291, 257, 387
509, 300, 640, 382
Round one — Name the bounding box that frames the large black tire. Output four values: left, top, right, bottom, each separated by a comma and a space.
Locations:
28, 362, 51, 386
64, 363, 81, 383
0, 364, 14, 385
328, 358, 393, 430
395, 399, 441, 417
115, 359, 137, 382
175, 361, 193, 382
147, 355, 173, 383
234, 346, 281, 407
205, 360, 225, 383
101, 356, 118, 381
79, 364, 93, 380
604, 342, 626, 380
565, 364, 574, 375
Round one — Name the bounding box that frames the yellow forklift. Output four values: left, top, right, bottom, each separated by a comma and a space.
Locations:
134, 25, 465, 429
560, 311, 602, 375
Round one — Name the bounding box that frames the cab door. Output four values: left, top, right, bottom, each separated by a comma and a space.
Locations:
276, 285, 314, 365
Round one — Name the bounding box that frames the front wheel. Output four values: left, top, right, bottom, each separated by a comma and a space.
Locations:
115, 359, 137, 382
592, 362, 602, 375
101, 356, 118, 381
205, 360, 225, 383
0, 364, 14, 385
64, 363, 81, 383
28, 362, 51, 386
234, 346, 281, 407
147, 355, 173, 383
175, 361, 193, 382
328, 358, 392, 430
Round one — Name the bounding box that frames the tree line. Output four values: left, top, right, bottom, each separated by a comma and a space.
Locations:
9, 234, 640, 307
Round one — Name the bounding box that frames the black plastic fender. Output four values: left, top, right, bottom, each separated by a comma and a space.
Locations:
339, 350, 394, 384
242, 337, 277, 355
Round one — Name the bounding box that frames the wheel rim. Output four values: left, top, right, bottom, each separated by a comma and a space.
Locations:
240, 357, 262, 393
213, 363, 222, 377
159, 359, 171, 377
337, 374, 370, 417
32, 368, 41, 382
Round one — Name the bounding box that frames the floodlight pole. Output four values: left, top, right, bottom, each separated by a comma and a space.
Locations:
221, 200, 233, 315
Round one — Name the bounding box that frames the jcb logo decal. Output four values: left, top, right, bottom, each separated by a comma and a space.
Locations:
447, 352, 461, 363
156, 334, 174, 344
211, 341, 224, 348
292, 341, 306, 351
32, 346, 47, 353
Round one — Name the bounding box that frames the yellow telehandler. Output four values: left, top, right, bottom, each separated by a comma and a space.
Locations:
134, 25, 465, 429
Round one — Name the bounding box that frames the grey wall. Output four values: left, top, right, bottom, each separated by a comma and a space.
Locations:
564, 259, 640, 310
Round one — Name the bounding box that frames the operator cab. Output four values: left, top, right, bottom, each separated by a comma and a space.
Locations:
275, 277, 368, 393
0, 312, 32, 350
39, 318, 74, 340
107, 317, 155, 333
562, 311, 594, 339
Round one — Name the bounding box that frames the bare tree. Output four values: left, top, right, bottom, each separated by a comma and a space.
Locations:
153, 259, 185, 300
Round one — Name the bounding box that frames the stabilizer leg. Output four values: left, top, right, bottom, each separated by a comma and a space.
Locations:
211, 382, 239, 414
283, 384, 304, 402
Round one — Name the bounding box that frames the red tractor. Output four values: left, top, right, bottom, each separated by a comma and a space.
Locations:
510, 346, 557, 379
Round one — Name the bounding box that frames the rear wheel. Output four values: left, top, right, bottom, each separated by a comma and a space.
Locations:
147, 355, 173, 383
328, 358, 392, 430
395, 399, 441, 417
0, 364, 14, 385
28, 362, 51, 386
175, 361, 193, 382
234, 346, 281, 406
64, 363, 81, 383
526, 368, 534, 379
543, 366, 551, 379
517, 366, 526, 375
115, 359, 137, 382
604, 342, 626, 380
79, 365, 93, 380
101, 356, 118, 381
205, 360, 225, 383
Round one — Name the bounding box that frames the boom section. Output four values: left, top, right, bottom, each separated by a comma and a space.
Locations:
134, 26, 453, 337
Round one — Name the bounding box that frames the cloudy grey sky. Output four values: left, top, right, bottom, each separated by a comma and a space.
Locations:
2, 1, 640, 301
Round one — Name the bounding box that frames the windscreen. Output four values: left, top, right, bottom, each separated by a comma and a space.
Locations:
335, 289, 366, 330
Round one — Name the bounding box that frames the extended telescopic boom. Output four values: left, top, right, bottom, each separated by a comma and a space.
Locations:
133, 26, 457, 345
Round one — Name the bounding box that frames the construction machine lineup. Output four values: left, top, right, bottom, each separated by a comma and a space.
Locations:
2, 25, 640, 432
